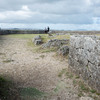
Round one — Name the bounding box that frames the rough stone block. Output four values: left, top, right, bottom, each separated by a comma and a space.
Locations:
69, 35, 100, 93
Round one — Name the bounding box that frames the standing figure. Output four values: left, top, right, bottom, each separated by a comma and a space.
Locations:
45, 26, 50, 34
47, 26, 50, 32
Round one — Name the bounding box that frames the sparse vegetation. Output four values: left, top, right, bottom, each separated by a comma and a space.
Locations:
39, 55, 45, 58
30, 45, 57, 53
0, 76, 46, 100
66, 72, 73, 78
58, 68, 67, 77
79, 81, 89, 92
96, 92, 100, 96
0, 76, 19, 100
75, 76, 80, 79
78, 92, 84, 97
7, 34, 70, 42
58, 67, 100, 99
19, 87, 45, 99
7, 34, 70, 54
73, 80, 77, 86
0, 53, 5, 55
90, 89, 96, 93
58, 68, 74, 79
41, 47, 57, 53
72, 77, 100, 99
7, 34, 45, 39
0, 76, 10, 100
54, 87, 59, 92
3, 59, 14, 63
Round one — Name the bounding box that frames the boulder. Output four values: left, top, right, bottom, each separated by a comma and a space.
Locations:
34, 40, 42, 45
33, 35, 42, 45
57, 45, 69, 56
33, 35, 41, 41
42, 39, 69, 48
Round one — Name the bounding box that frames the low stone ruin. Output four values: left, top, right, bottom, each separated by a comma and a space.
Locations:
69, 35, 100, 93
42, 39, 69, 48
57, 45, 69, 56
33, 35, 43, 45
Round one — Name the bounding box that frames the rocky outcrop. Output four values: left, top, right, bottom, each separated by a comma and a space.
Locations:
69, 35, 100, 93
42, 39, 69, 48
33, 35, 42, 45
57, 45, 69, 56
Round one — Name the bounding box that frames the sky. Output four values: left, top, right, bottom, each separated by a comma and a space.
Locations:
0, 0, 100, 30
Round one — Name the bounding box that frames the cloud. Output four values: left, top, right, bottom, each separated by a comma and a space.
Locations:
22, 5, 30, 11
93, 17, 100, 24
0, 5, 32, 22
0, 0, 100, 26
29, 0, 92, 15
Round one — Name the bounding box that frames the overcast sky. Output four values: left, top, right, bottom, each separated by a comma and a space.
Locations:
0, 0, 100, 30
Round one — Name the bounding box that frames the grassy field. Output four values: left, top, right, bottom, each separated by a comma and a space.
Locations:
5, 34, 70, 53
5, 34, 70, 41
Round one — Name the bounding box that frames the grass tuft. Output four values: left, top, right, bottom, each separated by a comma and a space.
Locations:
90, 89, 96, 93
19, 87, 45, 99
78, 92, 84, 97
0, 53, 5, 55
78, 81, 89, 92
58, 68, 67, 77
3, 59, 14, 63
65, 72, 73, 79
0, 76, 18, 100
39, 55, 45, 58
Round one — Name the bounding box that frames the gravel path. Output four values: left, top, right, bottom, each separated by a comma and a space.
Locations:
0, 36, 97, 100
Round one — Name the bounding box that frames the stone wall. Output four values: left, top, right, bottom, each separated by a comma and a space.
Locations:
0, 29, 48, 35
1, 30, 100, 35
69, 35, 100, 93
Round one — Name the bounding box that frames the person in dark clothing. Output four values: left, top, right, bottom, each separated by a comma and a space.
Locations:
45, 26, 50, 34
47, 27, 50, 32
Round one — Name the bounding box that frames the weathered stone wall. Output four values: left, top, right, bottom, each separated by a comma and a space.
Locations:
1, 29, 100, 35
0, 29, 49, 35
69, 35, 100, 93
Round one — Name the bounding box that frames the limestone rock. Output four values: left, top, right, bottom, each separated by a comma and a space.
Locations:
57, 45, 69, 56
33, 35, 42, 45
34, 40, 42, 45
42, 39, 69, 48
33, 35, 41, 41
69, 35, 100, 93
